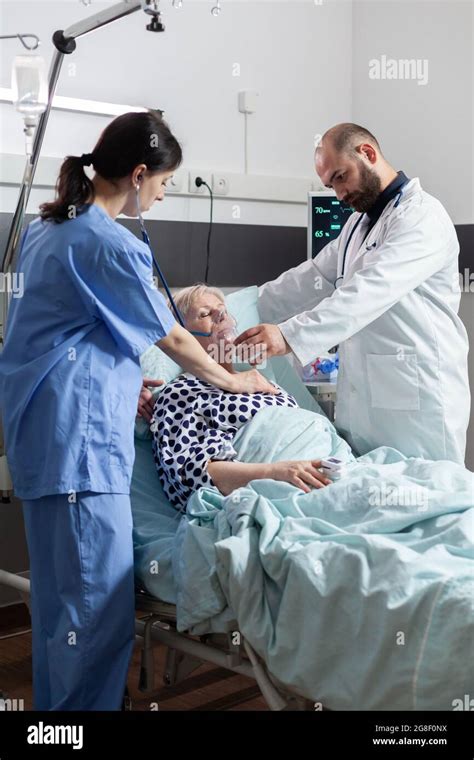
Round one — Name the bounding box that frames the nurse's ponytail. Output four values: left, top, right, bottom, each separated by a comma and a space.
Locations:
40, 110, 182, 223
39, 155, 95, 223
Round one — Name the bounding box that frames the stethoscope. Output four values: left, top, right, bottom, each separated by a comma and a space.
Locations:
334, 179, 410, 289
135, 186, 213, 337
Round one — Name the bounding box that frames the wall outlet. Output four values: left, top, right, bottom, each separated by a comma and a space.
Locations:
188, 171, 212, 194
167, 170, 187, 193
212, 174, 229, 196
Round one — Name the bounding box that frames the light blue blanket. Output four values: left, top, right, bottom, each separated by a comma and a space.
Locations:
172, 407, 474, 710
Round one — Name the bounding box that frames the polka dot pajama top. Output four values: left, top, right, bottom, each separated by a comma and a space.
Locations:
150, 372, 298, 511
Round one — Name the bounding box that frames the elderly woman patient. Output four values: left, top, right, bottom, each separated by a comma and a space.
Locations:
150, 285, 333, 511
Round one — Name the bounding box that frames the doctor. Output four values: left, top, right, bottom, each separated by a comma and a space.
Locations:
236, 123, 470, 464
0, 110, 275, 711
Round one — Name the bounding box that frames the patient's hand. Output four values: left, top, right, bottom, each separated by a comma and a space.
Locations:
137, 377, 165, 422
269, 460, 332, 492
208, 459, 331, 496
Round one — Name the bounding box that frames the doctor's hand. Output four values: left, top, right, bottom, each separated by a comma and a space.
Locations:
234, 323, 291, 364
137, 377, 165, 423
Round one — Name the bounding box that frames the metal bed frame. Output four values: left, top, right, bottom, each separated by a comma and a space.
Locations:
0, 570, 312, 711
134, 586, 313, 710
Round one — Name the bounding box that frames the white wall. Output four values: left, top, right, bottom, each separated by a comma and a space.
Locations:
0, 0, 353, 225
352, 0, 473, 224
351, 0, 473, 468
1, 0, 471, 221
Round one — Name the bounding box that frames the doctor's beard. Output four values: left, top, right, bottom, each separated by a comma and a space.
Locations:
346, 160, 382, 213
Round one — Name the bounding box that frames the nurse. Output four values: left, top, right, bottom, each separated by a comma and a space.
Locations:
0, 110, 275, 711
236, 123, 470, 464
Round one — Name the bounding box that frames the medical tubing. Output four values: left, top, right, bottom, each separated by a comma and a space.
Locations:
141, 226, 185, 328
135, 189, 185, 327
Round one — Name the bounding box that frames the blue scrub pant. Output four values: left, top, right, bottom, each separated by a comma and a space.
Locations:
22, 491, 135, 711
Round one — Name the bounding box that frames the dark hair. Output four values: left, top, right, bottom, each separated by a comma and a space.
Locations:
40, 110, 183, 223
321, 122, 382, 156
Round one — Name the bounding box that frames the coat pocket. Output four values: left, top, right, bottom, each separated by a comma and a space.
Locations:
366, 353, 420, 411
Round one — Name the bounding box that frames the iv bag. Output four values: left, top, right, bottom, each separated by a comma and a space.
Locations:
11, 55, 48, 117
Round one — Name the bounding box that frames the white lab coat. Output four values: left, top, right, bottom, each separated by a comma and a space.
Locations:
258, 178, 470, 464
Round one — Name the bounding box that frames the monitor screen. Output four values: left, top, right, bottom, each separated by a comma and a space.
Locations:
307, 192, 353, 259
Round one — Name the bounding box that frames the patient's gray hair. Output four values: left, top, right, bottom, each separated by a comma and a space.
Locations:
168, 283, 226, 321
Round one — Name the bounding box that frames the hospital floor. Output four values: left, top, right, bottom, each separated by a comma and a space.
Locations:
0, 605, 267, 711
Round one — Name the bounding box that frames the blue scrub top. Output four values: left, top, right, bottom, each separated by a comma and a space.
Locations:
0, 204, 176, 499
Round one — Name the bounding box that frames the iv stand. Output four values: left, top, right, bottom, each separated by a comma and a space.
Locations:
1, 1, 143, 343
